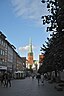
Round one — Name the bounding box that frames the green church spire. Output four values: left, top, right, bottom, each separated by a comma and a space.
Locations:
29, 38, 33, 54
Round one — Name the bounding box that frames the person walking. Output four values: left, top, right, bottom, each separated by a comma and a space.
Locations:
41, 73, 44, 85
0, 73, 4, 86
6, 72, 12, 87
36, 73, 41, 85
32, 74, 35, 80
4, 72, 8, 87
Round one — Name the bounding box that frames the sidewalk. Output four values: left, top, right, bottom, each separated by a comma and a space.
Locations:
0, 78, 64, 96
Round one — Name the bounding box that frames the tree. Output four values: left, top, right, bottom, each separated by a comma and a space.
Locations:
40, 0, 64, 80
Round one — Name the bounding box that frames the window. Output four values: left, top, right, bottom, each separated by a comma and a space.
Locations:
3, 51, 5, 55
2, 40, 3, 45
0, 49, 5, 55
3, 42, 5, 47
0, 39, 1, 44
1, 49, 2, 55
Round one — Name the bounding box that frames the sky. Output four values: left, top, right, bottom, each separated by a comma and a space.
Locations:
0, 0, 50, 60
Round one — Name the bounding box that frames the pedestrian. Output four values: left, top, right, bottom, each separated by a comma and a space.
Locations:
32, 74, 35, 80
6, 72, 12, 87
41, 73, 44, 85
4, 72, 8, 87
0, 73, 4, 86
36, 73, 41, 85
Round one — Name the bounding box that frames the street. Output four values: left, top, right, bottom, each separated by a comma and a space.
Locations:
0, 77, 64, 96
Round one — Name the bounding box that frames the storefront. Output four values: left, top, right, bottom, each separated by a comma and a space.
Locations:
0, 66, 7, 71
0, 66, 7, 78
14, 71, 26, 79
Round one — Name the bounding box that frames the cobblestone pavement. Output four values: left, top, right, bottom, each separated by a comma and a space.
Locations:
0, 77, 64, 96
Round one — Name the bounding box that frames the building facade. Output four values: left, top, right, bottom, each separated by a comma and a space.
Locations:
21, 57, 26, 70
0, 31, 26, 75
39, 54, 45, 66
0, 32, 7, 71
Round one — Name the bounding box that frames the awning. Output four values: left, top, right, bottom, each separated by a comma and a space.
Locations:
0, 66, 7, 70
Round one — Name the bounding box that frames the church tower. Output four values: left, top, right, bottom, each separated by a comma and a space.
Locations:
28, 38, 33, 68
